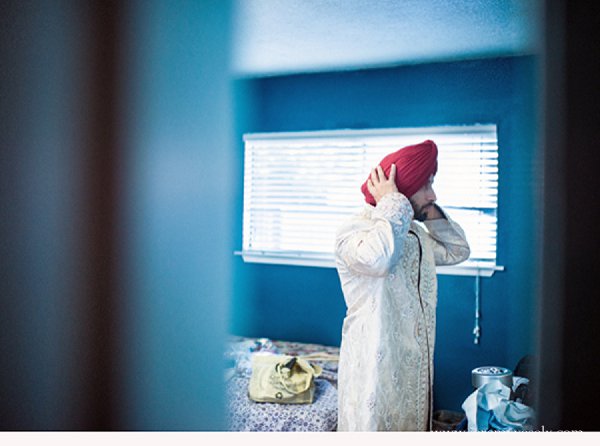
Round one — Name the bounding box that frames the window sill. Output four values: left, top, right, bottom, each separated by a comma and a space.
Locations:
235, 251, 504, 277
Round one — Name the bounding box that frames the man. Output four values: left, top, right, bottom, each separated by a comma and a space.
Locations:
334, 140, 470, 431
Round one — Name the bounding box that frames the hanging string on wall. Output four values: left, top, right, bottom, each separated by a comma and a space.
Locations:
473, 274, 481, 344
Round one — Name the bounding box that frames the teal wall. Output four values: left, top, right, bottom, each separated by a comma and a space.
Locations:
231, 56, 541, 412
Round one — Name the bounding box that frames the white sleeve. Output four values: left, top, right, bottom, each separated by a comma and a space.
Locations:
335, 192, 414, 277
423, 206, 471, 266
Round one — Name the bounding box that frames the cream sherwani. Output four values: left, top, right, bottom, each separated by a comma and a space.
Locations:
334, 192, 470, 431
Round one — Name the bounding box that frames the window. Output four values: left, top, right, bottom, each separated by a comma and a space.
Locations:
239, 125, 504, 276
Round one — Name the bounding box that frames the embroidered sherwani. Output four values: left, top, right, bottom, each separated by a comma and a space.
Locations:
334, 192, 470, 431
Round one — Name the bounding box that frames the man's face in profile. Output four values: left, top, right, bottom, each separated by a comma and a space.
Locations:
409, 175, 437, 222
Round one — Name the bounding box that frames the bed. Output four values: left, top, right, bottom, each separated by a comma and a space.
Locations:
224, 335, 340, 432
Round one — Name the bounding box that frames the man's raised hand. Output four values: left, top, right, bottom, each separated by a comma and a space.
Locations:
366, 164, 398, 204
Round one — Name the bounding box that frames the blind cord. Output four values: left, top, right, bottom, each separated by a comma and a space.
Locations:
473, 273, 481, 344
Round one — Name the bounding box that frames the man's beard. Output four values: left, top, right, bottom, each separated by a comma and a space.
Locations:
412, 202, 434, 222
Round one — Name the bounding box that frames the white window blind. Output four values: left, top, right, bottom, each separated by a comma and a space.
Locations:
240, 125, 504, 276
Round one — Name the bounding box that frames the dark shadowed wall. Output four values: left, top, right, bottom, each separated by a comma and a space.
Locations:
1, 0, 233, 430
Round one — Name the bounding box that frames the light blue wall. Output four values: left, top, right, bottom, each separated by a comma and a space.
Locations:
231, 56, 541, 412
1, 0, 234, 430
118, 0, 234, 430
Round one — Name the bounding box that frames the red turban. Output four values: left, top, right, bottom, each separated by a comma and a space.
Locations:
361, 140, 438, 206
